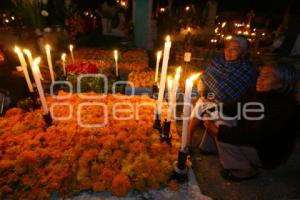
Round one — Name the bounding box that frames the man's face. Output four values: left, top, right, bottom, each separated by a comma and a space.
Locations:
224, 40, 242, 61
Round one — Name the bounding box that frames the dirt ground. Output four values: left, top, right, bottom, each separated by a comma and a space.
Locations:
191, 129, 300, 200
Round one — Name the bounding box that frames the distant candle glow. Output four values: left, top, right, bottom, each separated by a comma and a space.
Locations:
185, 6, 190, 11
69, 44, 75, 64
225, 35, 233, 40
221, 22, 227, 28
160, 8, 166, 13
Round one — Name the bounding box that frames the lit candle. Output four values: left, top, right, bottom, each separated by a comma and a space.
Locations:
45, 44, 55, 83
181, 73, 200, 151
69, 44, 74, 64
170, 67, 181, 111
167, 76, 173, 121
14, 46, 34, 92
155, 50, 162, 83
114, 50, 119, 77
32, 57, 49, 114
157, 35, 171, 115
23, 49, 44, 80
61, 53, 66, 76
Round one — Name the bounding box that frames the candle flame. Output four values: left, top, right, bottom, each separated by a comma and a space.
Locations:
166, 35, 171, 42
157, 50, 162, 59
221, 22, 227, 28
23, 49, 31, 56
168, 76, 173, 88
187, 27, 191, 32
189, 73, 201, 82
225, 35, 233, 40
176, 66, 182, 75
61, 53, 66, 60
45, 44, 51, 51
32, 57, 41, 72
114, 50, 118, 59
69, 44, 73, 51
160, 8, 166, 12
14, 46, 21, 54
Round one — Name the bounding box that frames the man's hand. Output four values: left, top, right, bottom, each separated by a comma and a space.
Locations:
203, 114, 219, 136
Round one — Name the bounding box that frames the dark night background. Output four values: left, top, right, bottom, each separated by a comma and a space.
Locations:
0, 0, 296, 12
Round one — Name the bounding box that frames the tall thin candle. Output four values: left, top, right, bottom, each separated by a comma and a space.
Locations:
45, 44, 55, 83
155, 50, 162, 83
169, 66, 181, 119
61, 53, 66, 76
167, 76, 173, 121
69, 44, 74, 64
24, 49, 44, 80
157, 35, 171, 115
114, 50, 119, 77
14, 46, 34, 92
32, 57, 49, 114
181, 73, 200, 151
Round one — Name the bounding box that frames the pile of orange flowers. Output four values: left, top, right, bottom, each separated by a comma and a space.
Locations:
0, 92, 180, 199
64, 48, 148, 72
122, 49, 148, 60
128, 71, 156, 88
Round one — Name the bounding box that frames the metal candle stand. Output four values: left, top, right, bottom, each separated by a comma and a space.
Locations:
153, 113, 162, 133
170, 148, 189, 183
161, 120, 171, 145
29, 90, 40, 109
43, 112, 52, 127
152, 84, 159, 99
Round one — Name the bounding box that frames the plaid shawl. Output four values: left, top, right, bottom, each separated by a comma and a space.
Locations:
201, 55, 257, 103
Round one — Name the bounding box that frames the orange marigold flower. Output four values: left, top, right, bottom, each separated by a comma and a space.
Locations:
92, 181, 105, 192
0, 159, 16, 173
168, 180, 180, 191
111, 173, 131, 197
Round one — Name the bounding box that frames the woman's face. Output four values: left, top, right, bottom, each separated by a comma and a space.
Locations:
224, 40, 242, 61
256, 66, 283, 92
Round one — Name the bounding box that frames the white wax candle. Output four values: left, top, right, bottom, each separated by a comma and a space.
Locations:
45, 44, 55, 83
61, 53, 66, 76
69, 44, 74, 64
114, 50, 119, 77
14, 46, 34, 92
157, 35, 171, 115
170, 67, 181, 118
32, 57, 49, 114
24, 49, 44, 80
167, 76, 173, 121
155, 51, 162, 83
181, 73, 200, 151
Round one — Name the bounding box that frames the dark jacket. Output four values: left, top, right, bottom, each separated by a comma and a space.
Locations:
218, 91, 299, 169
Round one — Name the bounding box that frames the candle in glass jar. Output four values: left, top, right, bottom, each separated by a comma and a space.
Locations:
14, 46, 34, 92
